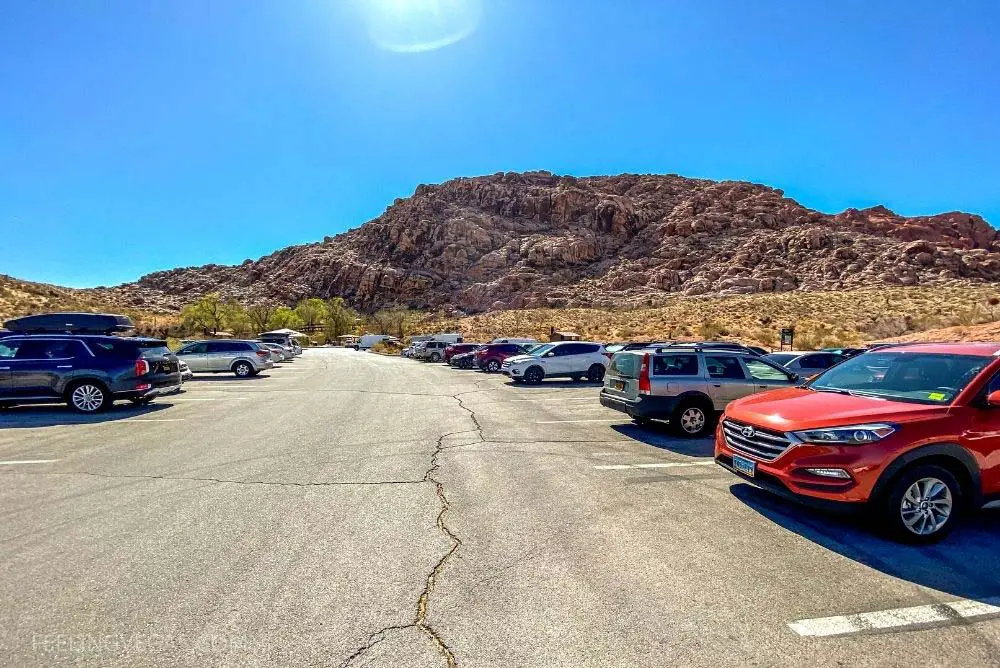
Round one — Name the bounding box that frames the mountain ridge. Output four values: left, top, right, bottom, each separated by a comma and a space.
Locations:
80, 170, 999, 313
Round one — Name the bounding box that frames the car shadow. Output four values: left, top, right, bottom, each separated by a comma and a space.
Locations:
0, 401, 174, 429
187, 374, 271, 382
610, 422, 716, 457
730, 483, 1000, 600
504, 379, 605, 389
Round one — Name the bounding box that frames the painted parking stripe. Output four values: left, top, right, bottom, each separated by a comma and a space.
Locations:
788, 598, 1000, 637
0, 459, 61, 465
594, 461, 715, 470
535, 419, 624, 424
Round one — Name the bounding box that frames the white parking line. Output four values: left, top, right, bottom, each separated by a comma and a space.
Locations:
0, 459, 61, 465
508, 397, 599, 402
594, 461, 715, 470
788, 598, 1000, 637
535, 418, 624, 424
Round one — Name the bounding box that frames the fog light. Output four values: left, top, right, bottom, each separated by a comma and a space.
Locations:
136, 383, 151, 391
805, 467, 851, 479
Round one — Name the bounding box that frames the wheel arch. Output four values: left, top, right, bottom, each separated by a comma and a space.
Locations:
872, 443, 983, 509
675, 391, 714, 409
63, 376, 110, 397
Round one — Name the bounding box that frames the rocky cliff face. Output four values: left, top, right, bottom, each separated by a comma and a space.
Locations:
92, 171, 999, 312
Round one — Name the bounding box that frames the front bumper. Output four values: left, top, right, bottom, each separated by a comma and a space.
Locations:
599, 391, 679, 419
714, 424, 881, 504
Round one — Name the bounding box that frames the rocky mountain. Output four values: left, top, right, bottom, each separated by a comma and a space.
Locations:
90, 171, 999, 313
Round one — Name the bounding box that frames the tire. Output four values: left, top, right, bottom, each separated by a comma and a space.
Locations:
66, 381, 109, 413
524, 366, 545, 384
878, 464, 964, 544
130, 397, 154, 407
232, 361, 254, 377
485, 359, 501, 373
430, 352, 442, 362
587, 364, 606, 383
670, 399, 712, 438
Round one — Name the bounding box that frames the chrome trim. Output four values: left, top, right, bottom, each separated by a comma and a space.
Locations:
722, 418, 793, 462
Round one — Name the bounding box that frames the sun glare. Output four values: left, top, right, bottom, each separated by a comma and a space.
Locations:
363, 0, 482, 53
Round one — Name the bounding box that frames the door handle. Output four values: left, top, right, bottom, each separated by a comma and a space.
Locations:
712, 383, 722, 387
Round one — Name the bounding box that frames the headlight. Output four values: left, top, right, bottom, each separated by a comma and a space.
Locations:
791, 423, 896, 445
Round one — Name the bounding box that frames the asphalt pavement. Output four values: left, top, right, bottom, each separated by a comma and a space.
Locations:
1, 348, 999, 667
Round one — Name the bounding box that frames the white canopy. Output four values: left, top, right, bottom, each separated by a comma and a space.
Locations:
261, 328, 308, 338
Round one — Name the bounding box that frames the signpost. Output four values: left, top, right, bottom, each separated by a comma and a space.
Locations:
780, 327, 794, 351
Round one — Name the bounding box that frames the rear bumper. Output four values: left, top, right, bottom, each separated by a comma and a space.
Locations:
599, 391, 678, 419
115, 373, 184, 400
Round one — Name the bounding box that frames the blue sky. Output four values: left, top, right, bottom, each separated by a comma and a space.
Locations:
1, 0, 998, 288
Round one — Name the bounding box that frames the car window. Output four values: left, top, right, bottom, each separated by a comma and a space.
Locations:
799, 353, 837, 369
13, 340, 53, 359
42, 341, 83, 359
704, 355, 746, 380
0, 340, 20, 358
181, 342, 209, 354
559, 343, 582, 355
744, 358, 791, 381
653, 354, 699, 376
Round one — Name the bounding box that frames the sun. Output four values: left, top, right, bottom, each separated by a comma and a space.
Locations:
363, 0, 482, 53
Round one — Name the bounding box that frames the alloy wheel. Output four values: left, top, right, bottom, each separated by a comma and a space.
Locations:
72, 384, 105, 412
679, 407, 706, 434
235, 363, 251, 377
900, 477, 953, 536
487, 360, 500, 372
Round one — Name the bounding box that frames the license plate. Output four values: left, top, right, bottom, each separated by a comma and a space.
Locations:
732, 454, 756, 478
613, 380, 625, 391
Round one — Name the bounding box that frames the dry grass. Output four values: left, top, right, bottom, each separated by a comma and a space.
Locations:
412, 286, 1000, 348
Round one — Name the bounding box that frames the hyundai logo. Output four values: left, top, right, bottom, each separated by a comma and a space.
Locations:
741, 426, 756, 439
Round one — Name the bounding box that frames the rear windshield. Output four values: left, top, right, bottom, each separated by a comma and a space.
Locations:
610, 353, 639, 378
90, 339, 169, 358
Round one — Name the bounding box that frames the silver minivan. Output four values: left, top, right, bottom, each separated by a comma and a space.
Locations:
175, 340, 274, 377
600, 347, 797, 436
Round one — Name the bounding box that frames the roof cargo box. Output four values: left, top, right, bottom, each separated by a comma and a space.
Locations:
3, 312, 136, 335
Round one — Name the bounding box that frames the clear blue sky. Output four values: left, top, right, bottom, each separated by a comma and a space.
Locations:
2, 0, 998, 287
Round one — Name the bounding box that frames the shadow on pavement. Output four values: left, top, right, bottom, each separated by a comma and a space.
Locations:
611, 422, 716, 457
731, 482, 1000, 600
0, 401, 174, 429
504, 379, 604, 389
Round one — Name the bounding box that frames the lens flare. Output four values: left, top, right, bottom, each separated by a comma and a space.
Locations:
364, 0, 482, 53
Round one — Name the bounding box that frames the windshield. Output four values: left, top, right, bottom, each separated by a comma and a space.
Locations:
765, 353, 798, 366
809, 352, 990, 405
526, 344, 555, 356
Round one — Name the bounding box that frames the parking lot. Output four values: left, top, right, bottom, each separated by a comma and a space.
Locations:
2, 347, 999, 666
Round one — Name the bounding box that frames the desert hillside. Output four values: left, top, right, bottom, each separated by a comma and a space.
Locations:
87, 171, 1000, 314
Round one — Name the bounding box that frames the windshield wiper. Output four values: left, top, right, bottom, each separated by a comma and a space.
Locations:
811, 387, 853, 395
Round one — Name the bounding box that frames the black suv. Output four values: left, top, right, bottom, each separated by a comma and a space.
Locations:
0, 335, 182, 413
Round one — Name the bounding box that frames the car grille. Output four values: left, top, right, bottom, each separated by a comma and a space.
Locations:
721, 418, 792, 462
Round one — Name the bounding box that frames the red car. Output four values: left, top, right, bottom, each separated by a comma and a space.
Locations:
475, 343, 531, 373
715, 343, 1000, 543
444, 343, 481, 364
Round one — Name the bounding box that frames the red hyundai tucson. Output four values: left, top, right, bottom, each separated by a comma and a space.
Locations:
475, 343, 529, 373
715, 343, 1000, 543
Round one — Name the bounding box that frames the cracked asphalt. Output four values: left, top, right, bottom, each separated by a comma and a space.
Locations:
2, 348, 1000, 667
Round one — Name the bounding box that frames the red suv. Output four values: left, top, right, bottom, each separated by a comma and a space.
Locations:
475, 343, 530, 373
715, 343, 1000, 543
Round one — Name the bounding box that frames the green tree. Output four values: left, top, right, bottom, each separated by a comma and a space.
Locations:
180, 293, 224, 335
365, 308, 412, 340
324, 297, 358, 339
221, 301, 253, 338
294, 298, 327, 331
246, 302, 277, 334
267, 306, 304, 331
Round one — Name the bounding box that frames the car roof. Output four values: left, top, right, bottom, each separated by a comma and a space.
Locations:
871, 342, 1000, 357
0, 333, 163, 343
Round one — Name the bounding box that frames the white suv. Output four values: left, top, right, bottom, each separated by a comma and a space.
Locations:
502, 342, 608, 384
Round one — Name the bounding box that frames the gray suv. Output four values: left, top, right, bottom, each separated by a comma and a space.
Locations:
600, 346, 797, 436
175, 340, 274, 377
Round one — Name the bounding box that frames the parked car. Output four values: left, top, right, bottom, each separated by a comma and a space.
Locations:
765, 350, 844, 377
475, 343, 532, 373
444, 342, 480, 363
259, 332, 303, 355
356, 334, 397, 350
489, 337, 539, 345
715, 343, 1000, 543
0, 334, 182, 413
601, 346, 797, 436
257, 342, 288, 362
175, 340, 273, 377
416, 340, 449, 362
450, 347, 483, 369
502, 342, 609, 384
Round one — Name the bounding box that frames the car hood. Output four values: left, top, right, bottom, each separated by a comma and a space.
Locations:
726, 386, 951, 431
504, 354, 537, 364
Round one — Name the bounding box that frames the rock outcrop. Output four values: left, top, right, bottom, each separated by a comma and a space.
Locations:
90, 171, 999, 312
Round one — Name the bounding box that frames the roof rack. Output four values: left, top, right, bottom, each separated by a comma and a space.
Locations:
2, 312, 136, 336
647, 341, 759, 354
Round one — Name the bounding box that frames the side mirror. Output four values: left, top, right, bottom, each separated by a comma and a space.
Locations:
789, 373, 801, 383
544, 352, 555, 358
987, 390, 1000, 408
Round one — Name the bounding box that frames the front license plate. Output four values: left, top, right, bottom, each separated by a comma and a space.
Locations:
732, 454, 756, 478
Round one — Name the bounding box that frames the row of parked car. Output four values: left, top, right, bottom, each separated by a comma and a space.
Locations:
408, 334, 1000, 544
0, 312, 302, 413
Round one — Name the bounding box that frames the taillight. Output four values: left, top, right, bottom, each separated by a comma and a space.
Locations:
256, 350, 269, 357
135, 359, 150, 376
603, 352, 612, 360
638, 353, 651, 394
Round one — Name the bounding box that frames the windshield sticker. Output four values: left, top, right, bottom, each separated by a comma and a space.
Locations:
927, 392, 946, 401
